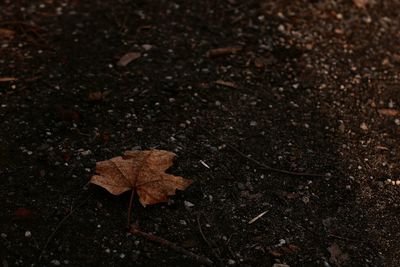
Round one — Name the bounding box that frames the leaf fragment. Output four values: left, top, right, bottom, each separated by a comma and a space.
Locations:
0, 28, 15, 38
117, 52, 141, 67
90, 149, 193, 206
328, 243, 349, 266
215, 80, 239, 89
378, 108, 399, 116
205, 46, 242, 58
0, 77, 17, 82
353, 0, 371, 8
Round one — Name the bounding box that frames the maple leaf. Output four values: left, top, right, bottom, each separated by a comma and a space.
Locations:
90, 149, 193, 206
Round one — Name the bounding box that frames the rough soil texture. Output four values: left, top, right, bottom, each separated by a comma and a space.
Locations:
1, 0, 400, 266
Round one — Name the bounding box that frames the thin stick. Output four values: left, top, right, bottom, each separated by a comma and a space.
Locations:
225, 142, 326, 177
127, 189, 135, 227
197, 215, 223, 264
248, 210, 268, 224
39, 193, 92, 260
0, 20, 43, 31
130, 227, 214, 266
328, 233, 364, 243
198, 124, 327, 177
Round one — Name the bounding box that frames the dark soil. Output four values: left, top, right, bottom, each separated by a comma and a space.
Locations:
1, 0, 400, 266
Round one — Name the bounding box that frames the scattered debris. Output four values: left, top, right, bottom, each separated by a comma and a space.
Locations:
116, 52, 141, 66
353, 0, 371, 9
141, 44, 152, 51
14, 208, 34, 219
360, 122, 368, 131
378, 109, 399, 116
24, 231, 32, 238
254, 57, 265, 68
328, 243, 349, 266
205, 46, 242, 57
130, 226, 213, 266
270, 243, 300, 257
385, 179, 400, 186
184, 200, 195, 207
0, 28, 15, 38
0, 77, 17, 82
55, 105, 80, 122
215, 80, 239, 89
199, 160, 210, 169
248, 210, 268, 224
88, 91, 107, 102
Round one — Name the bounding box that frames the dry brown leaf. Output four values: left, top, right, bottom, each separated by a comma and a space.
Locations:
117, 52, 141, 67
90, 149, 193, 206
328, 243, 349, 266
215, 80, 239, 89
378, 108, 399, 116
205, 46, 242, 57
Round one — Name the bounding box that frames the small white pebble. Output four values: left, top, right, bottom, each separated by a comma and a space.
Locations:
80, 150, 92, 156
105, 248, 111, 253
142, 44, 152, 51
302, 196, 310, 204
137, 127, 143, 132
228, 259, 236, 265
25, 231, 31, 238
179, 220, 187, 226
119, 253, 125, 259
50, 260, 61, 266
184, 200, 194, 207
250, 121, 257, 126
360, 122, 368, 131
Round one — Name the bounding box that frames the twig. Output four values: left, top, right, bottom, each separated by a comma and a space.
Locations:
39, 193, 93, 260
197, 215, 223, 264
225, 142, 326, 177
0, 20, 44, 31
130, 226, 214, 266
248, 210, 268, 224
198, 124, 327, 178
328, 233, 364, 243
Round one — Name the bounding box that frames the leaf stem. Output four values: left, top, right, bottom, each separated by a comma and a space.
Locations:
127, 189, 135, 227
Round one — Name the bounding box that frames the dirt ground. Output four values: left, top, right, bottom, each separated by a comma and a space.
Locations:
1, 0, 400, 266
